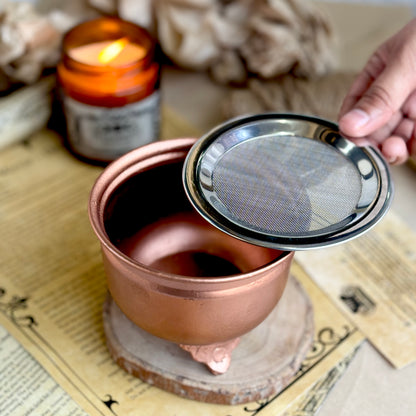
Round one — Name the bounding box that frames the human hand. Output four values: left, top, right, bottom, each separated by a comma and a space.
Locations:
338, 18, 416, 165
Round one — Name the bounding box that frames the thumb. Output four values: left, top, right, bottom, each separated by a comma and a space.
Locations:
339, 61, 415, 137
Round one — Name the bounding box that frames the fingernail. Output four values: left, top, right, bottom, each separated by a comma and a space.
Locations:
342, 109, 370, 129
387, 155, 398, 165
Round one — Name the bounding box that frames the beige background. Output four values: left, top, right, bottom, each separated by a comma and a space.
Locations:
161, 2, 416, 415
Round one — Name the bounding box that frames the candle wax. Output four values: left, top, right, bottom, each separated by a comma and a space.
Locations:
69, 40, 146, 67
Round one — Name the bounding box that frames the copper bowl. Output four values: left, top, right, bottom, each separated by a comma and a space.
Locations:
89, 138, 294, 368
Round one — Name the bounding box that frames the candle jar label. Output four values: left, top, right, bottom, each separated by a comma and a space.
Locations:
63, 91, 160, 161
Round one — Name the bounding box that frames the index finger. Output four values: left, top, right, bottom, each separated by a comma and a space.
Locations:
339, 54, 384, 117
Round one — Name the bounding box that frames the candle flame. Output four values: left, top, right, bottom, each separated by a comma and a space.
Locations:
98, 38, 129, 64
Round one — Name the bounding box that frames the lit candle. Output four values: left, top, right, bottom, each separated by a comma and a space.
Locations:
69, 38, 147, 67
57, 18, 160, 163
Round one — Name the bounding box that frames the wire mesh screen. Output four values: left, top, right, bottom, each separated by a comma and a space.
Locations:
209, 135, 362, 236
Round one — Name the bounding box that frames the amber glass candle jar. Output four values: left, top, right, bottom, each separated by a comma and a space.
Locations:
57, 17, 160, 163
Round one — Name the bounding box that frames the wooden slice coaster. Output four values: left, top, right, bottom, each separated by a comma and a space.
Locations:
103, 275, 314, 405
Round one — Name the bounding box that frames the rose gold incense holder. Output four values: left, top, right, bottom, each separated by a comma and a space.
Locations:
89, 138, 296, 376
88, 112, 393, 404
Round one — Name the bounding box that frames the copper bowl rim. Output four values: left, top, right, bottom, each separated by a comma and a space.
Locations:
88, 138, 293, 285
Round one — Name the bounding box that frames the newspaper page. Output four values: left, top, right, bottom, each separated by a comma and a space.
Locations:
296, 211, 416, 368
0, 109, 363, 415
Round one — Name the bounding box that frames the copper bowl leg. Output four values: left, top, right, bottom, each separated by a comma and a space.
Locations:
180, 338, 241, 375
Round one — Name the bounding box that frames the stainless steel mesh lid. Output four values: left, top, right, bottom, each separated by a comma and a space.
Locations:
182, 113, 393, 250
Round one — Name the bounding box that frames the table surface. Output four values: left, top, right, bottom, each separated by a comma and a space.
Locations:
160, 2, 416, 415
